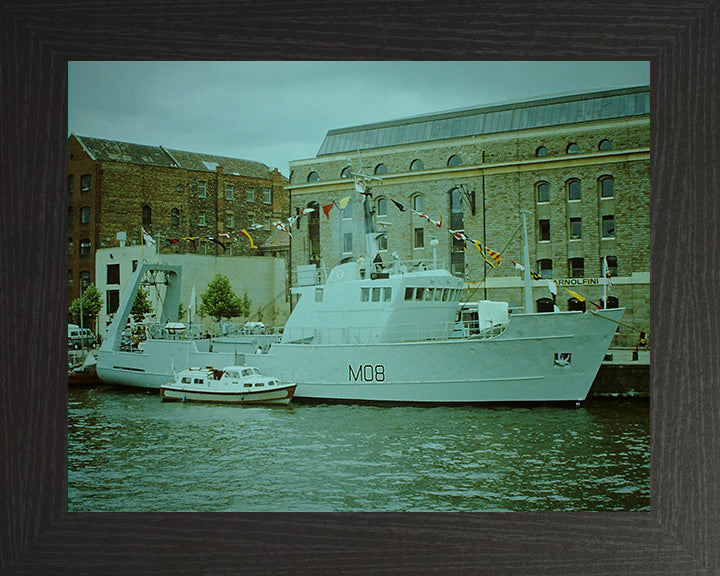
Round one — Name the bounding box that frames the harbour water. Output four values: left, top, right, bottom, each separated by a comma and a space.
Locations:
68, 385, 649, 512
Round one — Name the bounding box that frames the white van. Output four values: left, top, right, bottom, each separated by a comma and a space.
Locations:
68, 325, 98, 349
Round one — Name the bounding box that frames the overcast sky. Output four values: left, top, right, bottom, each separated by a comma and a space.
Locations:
68, 61, 649, 175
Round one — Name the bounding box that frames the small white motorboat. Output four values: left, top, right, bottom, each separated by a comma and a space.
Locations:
160, 365, 296, 405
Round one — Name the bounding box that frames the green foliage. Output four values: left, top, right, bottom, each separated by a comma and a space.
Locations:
131, 286, 153, 323
69, 283, 103, 329
241, 292, 252, 320
200, 273, 243, 322
265, 303, 279, 326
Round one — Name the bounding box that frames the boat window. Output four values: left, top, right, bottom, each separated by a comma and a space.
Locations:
255, 383, 264, 387
242, 369, 253, 377
433, 289, 442, 302
404, 287, 414, 301
372, 287, 381, 302
424, 288, 434, 301
253, 368, 261, 374
361, 287, 369, 302
181, 377, 191, 384
442, 289, 449, 302
244, 383, 252, 388
383, 287, 392, 301
315, 288, 323, 302
194, 378, 203, 384
415, 288, 424, 301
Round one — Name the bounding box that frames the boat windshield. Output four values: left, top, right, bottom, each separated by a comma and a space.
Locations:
242, 368, 254, 377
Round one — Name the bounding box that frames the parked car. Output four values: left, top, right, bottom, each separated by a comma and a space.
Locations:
68, 327, 98, 349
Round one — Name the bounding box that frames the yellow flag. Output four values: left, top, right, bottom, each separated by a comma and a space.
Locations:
565, 288, 586, 301
338, 196, 351, 210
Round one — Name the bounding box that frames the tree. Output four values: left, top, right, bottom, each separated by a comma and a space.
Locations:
69, 283, 103, 331
200, 273, 243, 322
241, 291, 252, 320
131, 286, 153, 323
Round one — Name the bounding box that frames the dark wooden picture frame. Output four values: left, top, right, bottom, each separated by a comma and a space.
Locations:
1, 1, 718, 573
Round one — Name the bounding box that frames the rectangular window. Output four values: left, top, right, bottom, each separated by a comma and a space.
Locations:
68, 175, 74, 195
106, 263, 120, 285
404, 287, 413, 301
343, 205, 352, 220
198, 181, 207, 198
80, 206, 91, 224
602, 215, 615, 238
247, 188, 255, 202
539, 219, 550, 241
107, 289, 120, 314
264, 216, 271, 229
371, 287, 381, 302
415, 288, 424, 301
343, 233, 352, 253
263, 188, 272, 204
198, 212, 206, 226
538, 259, 553, 279
79, 239, 91, 257
603, 255, 618, 276
68, 238, 73, 255
226, 213, 234, 229
361, 287, 369, 302
80, 174, 91, 192
315, 288, 324, 302
132, 260, 138, 272
569, 257, 584, 278
383, 287, 392, 302
225, 184, 234, 201
414, 227, 424, 249
570, 218, 582, 239
248, 214, 255, 227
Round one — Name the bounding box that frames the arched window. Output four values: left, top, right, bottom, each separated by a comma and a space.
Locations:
412, 194, 423, 212
376, 197, 387, 216
567, 297, 586, 312
536, 182, 550, 203
340, 166, 351, 179
598, 139, 613, 151
567, 179, 581, 201
536, 146, 548, 157
307, 171, 320, 182
599, 175, 614, 198
375, 163, 388, 175
171, 208, 180, 226
447, 154, 463, 168
410, 159, 424, 171
566, 143, 580, 154
142, 204, 152, 226
536, 298, 554, 313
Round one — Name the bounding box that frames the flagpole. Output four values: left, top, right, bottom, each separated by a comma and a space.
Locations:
520, 211, 533, 314
603, 256, 608, 306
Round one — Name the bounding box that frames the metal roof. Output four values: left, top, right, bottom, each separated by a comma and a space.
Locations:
73, 135, 274, 179
317, 86, 650, 157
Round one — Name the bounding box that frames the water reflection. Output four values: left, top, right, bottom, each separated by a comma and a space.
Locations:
69, 388, 649, 512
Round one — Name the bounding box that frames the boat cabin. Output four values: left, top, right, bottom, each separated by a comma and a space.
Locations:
282, 259, 464, 345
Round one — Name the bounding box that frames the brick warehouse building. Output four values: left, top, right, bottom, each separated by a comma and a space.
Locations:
285, 86, 650, 345
67, 135, 289, 304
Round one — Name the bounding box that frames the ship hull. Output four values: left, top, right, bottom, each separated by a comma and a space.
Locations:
251, 309, 622, 403
98, 309, 622, 403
